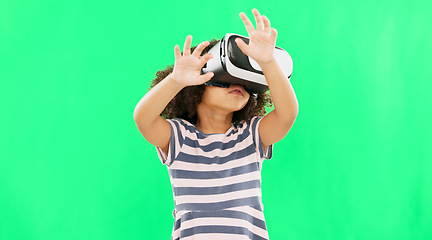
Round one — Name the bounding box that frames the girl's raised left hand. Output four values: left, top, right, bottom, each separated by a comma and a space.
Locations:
235, 8, 278, 65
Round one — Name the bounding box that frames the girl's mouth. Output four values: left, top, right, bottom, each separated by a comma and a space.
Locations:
229, 90, 242, 95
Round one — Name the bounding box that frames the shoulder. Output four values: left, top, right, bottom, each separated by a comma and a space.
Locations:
166, 117, 196, 136
245, 116, 264, 127
229, 116, 264, 137
167, 117, 192, 126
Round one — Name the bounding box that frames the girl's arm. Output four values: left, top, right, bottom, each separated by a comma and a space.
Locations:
133, 36, 215, 154
235, 9, 299, 150
133, 73, 184, 153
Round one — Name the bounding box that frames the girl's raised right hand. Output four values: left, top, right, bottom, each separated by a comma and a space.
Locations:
171, 35, 215, 87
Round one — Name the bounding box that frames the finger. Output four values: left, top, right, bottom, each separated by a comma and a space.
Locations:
198, 72, 214, 83
252, 8, 263, 31
200, 52, 214, 65
183, 35, 192, 55
174, 45, 181, 60
239, 12, 255, 34
235, 38, 248, 55
262, 15, 271, 34
271, 28, 278, 41
192, 41, 210, 57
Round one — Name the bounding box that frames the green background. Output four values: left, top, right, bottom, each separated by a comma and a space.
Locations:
1, 0, 431, 239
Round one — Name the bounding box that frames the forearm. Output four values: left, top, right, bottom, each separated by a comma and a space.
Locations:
133, 73, 185, 125
259, 58, 299, 120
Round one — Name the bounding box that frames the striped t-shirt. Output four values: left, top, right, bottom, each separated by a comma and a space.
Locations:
156, 115, 274, 240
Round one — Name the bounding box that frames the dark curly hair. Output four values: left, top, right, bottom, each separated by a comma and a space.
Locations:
148, 38, 273, 125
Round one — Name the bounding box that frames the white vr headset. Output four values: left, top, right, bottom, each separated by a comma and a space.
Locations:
201, 33, 293, 97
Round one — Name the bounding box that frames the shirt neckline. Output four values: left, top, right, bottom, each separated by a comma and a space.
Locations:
193, 123, 235, 136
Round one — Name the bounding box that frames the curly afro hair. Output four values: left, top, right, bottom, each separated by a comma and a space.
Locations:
148, 38, 273, 125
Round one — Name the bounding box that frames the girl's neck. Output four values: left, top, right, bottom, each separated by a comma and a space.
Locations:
195, 115, 233, 135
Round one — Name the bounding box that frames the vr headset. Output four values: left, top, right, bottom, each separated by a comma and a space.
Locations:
201, 33, 293, 97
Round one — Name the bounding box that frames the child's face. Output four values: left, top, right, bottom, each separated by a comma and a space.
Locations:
198, 84, 250, 114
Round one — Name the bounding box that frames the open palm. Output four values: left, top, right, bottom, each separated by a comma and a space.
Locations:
235, 8, 278, 65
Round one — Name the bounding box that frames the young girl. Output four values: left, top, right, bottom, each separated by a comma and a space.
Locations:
134, 8, 298, 240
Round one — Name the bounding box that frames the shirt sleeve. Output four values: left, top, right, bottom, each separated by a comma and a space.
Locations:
251, 116, 274, 161
155, 118, 185, 167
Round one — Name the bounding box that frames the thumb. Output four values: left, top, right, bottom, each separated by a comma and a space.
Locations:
235, 38, 248, 55
198, 72, 214, 84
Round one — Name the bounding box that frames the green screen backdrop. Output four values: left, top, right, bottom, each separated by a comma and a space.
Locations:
1, 0, 431, 239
